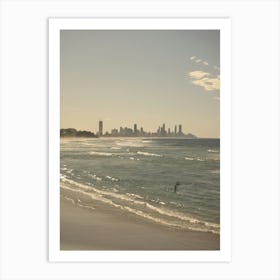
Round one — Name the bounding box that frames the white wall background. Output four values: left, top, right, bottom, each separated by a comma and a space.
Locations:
0, 0, 279, 279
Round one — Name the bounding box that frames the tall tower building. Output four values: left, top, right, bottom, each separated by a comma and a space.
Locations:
179, 124, 182, 134
99, 120, 103, 136
174, 125, 177, 135
162, 123, 166, 135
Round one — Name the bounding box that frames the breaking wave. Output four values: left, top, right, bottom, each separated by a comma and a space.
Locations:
89, 151, 113, 156
60, 176, 220, 234
208, 149, 219, 153
137, 151, 162, 157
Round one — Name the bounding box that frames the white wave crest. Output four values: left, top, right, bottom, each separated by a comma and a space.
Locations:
185, 157, 205, 162
61, 177, 137, 204
137, 151, 162, 157
60, 177, 220, 234
88, 173, 102, 181
208, 149, 219, 153
89, 151, 113, 156
105, 175, 119, 182
116, 141, 143, 147
126, 192, 144, 199
185, 157, 195, 161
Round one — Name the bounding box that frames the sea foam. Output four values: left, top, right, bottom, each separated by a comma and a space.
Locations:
60, 176, 220, 234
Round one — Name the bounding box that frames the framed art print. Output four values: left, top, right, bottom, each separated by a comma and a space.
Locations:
49, 18, 231, 262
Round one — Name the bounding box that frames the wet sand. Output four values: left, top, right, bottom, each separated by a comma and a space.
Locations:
60, 197, 220, 250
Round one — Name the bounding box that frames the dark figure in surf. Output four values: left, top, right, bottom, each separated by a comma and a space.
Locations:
174, 181, 180, 193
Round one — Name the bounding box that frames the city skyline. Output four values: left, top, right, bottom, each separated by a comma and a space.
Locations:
61, 30, 220, 138
61, 120, 197, 138
60, 118, 204, 139
95, 120, 186, 137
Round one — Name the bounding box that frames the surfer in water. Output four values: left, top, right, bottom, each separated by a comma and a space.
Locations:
174, 181, 180, 193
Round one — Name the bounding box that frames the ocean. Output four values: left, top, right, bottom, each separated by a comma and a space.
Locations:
60, 137, 220, 234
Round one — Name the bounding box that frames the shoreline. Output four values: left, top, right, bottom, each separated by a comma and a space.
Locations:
60, 195, 220, 251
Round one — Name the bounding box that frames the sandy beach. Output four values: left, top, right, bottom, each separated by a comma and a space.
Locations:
60, 193, 220, 251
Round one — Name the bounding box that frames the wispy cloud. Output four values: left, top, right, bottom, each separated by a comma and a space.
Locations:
189, 71, 210, 80
189, 56, 209, 67
188, 56, 220, 92
188, 71, 220, 92
191, 77, 220, 91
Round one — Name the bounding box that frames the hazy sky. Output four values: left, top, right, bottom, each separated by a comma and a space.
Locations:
61, 30, 220, 138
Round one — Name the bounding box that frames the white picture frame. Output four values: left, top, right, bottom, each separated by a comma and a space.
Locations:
49, 17, 231, 262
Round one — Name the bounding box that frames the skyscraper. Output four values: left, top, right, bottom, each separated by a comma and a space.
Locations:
161, 123, 166, 135
99, 120, 103, 136
134, 124, 137, 134
174, 125, 177, 135
179, 124, 182, 134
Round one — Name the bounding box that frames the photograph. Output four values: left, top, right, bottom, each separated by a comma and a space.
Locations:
59, 28, 221, 251
1, 0, 279, 277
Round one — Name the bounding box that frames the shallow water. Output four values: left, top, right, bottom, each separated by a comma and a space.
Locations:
60, 137, 220, 234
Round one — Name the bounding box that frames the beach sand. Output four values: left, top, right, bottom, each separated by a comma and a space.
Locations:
60, 193, 220, 250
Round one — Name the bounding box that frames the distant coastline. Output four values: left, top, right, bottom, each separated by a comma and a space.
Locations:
60, 128, 198, 139
60, 128, 97, 138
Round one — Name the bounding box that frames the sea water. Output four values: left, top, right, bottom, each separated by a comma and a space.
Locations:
60, 137, 220, 234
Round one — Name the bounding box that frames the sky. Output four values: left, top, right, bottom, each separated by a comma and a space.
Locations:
60, 30, 220, 138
